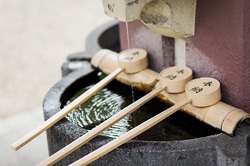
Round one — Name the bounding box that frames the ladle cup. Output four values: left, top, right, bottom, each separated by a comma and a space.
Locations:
11, 48, 148, 151
69, 77, 221, 166
37, 66, 193, 166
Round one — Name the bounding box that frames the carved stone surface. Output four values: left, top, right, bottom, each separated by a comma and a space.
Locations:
140, 0, 197, 38
102, 0, 151, 21
103, 0, 197, 38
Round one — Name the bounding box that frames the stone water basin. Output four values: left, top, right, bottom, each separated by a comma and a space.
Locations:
43, 22, 250, 166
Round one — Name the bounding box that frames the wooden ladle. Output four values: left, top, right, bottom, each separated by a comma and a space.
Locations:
69, 77, 221, 166
37, 66, 193, 166
11, 48, 148, 151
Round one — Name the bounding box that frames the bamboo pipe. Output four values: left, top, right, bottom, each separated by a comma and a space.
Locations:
69, 77, 222, 165
93, 49, 250, 135
37, 66, 193, 166
11, 48, 148, 151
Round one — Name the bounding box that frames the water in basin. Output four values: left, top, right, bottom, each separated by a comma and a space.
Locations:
65, 71, 220, 141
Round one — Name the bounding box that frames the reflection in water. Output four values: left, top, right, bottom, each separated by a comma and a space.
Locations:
66, 85, 133, 138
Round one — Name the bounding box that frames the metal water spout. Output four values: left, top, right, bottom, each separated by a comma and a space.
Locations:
102, 0, 197, 38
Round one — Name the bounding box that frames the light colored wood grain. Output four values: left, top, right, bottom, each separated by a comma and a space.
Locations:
118, 48, 148, 73
159, 66, 193, 93
11, 67, 124, 151
37, 65, 195, 165
97, 49, 250, 135
37, 85, 167, 166
185, 77, 221, 107
69, 98, 192, 166
67, 77, 223, 165
11, 48, 149, 151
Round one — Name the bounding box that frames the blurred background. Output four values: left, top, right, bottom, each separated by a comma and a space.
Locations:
0, 1, 111, 165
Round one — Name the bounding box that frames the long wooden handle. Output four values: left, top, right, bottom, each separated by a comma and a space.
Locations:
37, 85, 167, 166
69, 98, 192, 166
11, 67, 124, 151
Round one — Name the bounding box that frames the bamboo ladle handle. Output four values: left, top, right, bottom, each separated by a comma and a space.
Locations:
69, 77, 221, 166
11, 48, 148, 151
37, 66, 193, 165
37, 84, 167, 166
11, 67, 124, 151
70, 98, 192, 166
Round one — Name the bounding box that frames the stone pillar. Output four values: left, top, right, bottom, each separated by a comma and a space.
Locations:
186, 0, 250, 113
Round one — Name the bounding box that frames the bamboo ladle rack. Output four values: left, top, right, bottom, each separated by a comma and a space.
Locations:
12, 48, 250, 165
11, 48, 148, 151
37, 65, 193, 166
93, 49, 250, 135
70, 77, 222, 166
